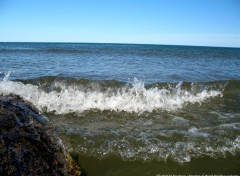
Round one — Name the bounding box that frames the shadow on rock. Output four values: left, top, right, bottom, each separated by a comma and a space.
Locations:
0, 94, 83, 176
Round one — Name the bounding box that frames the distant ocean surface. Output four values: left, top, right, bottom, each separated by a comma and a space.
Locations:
0, 42, 240, 175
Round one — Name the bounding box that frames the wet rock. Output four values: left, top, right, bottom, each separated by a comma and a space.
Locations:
0, 94, 81, 176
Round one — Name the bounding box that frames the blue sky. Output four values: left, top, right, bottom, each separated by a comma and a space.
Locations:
0, 0, 240, 47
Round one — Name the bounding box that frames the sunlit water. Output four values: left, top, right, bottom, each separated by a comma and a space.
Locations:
1, 42, 240, 175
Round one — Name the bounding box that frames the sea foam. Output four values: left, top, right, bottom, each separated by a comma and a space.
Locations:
0, 74, 222, 114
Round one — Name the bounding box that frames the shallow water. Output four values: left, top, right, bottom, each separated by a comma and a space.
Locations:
0, 42, 240, 175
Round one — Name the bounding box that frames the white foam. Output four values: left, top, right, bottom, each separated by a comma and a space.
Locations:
0, 75, 222, 114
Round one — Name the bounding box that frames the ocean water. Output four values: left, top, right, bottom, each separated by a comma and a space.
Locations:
0, 42, 240, 175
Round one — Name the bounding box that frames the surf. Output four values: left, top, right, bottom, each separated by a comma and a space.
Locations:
0, 73, 223, 114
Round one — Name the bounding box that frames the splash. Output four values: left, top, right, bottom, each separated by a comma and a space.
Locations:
0, 75, 222, 114
2, 71, 12, 82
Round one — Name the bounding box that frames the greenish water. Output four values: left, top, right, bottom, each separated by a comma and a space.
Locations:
76, 154, 240, 176
58, 130, 240, 176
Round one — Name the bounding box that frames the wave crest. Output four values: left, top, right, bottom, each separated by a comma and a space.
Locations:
0, 75, 222, 114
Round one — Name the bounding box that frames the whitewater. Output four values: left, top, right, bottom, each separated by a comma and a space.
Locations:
0, 72, 222, 114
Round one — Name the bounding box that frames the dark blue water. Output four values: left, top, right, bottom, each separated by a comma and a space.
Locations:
0, 42, 240, 83
1, 42, 240, 175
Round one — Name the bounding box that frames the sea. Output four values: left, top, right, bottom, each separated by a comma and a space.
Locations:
0, 42, 240, 175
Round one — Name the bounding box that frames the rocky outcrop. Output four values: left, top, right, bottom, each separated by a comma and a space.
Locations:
0, 94, 81, 176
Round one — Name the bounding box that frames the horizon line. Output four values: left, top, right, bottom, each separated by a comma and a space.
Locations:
0, 41, 239, 49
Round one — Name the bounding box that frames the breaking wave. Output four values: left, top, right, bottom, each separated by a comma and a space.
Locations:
1, 72, 240, 163
0, 73, 223, 114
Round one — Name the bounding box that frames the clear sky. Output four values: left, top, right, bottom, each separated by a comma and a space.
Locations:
0, 0, 240, 47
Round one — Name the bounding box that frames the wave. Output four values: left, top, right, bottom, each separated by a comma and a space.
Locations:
0, 73, 225, 114
1, 73, 240, 163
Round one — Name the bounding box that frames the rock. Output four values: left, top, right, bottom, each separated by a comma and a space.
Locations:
66, 154, 83, 176
0, 94, 82, 176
